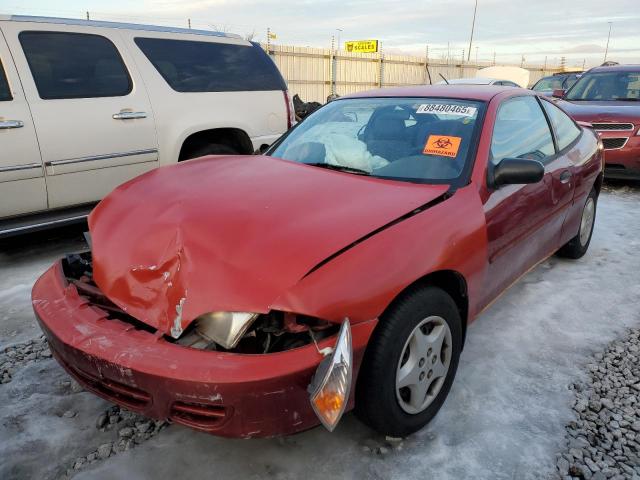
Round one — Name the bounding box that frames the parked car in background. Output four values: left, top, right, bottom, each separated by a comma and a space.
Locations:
554, 64, 640, 180
33, 85, 603, 438
0, 15, 292, 237
438, 77, 520, 87
531, 71, 582, 96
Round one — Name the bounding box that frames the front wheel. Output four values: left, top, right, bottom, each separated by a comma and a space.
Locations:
557, 188, 597, 259
355, 286, 462, 437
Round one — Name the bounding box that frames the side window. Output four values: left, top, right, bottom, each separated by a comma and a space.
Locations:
19, 31, 132, 100
0, 60, 11, 101
491, 96, 555, 164
541, 100, 581, 151
134, 37, 286, 93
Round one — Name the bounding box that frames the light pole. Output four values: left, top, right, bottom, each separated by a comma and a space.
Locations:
467, 0, 478, 62
603, 22, 612, 62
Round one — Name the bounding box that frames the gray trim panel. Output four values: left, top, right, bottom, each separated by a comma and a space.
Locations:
0, 163, 43, 173
45, 148, 158, 167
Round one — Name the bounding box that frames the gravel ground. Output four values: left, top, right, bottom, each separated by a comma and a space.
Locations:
0, 182, 639, 480
556, 329, 640, 480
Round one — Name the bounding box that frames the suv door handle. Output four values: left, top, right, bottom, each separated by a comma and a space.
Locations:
112, 111, 147, 120
559, 170, 572, 183
0, 120, 24, 129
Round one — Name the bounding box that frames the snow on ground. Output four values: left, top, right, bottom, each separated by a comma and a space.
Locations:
0, 183, 639, 480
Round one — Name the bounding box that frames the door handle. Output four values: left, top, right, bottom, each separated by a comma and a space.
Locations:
559, 170, 572, 184
112, 111, 147, 120
0, 120, 24, 129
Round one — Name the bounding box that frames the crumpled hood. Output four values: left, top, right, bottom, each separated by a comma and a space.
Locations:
557, 99, 640, 124
89, 155, 448, 337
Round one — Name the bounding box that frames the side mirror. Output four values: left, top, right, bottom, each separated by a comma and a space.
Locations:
552, 88, 566, 98
489, 158, 545, 188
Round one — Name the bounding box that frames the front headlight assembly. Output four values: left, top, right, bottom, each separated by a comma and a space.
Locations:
193, 311, 260, 350
308, 319, 353, 431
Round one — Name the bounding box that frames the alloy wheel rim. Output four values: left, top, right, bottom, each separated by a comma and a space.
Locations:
579, 197, 595, 246
395, 316, 452, 414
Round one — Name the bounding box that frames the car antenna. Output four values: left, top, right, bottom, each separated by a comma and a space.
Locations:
439, 73, 449, 84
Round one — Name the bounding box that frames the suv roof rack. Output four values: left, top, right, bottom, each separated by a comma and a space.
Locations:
4, 15, 242, 39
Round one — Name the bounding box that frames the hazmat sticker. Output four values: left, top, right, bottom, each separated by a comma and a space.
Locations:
416, 103, 477, 117
423, 135, 462, 158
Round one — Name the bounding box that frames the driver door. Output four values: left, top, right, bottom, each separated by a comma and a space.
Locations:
482, 95, 560, 304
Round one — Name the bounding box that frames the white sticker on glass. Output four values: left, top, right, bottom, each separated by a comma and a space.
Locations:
416, 104, 477, 117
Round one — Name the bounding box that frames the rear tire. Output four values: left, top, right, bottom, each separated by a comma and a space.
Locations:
557, 188, 597, 259
180, 143, 238, 161
355, 286, 462, 437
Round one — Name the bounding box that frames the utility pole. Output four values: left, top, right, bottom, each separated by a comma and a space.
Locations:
86, 11, 89, 20
544, 56, 547, 70
603, 22, 612, 62
188, 18, 191, 29
336, 28, 343, 52
467, 0, 478, 62
493, 51, 496, 65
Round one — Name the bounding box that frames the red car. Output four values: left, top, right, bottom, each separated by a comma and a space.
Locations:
553, 64, 640, 180
32, 86, 603, 438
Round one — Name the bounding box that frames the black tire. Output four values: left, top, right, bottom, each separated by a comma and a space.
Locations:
557, 188, 598, 259
181, 143, 238, 161
355, 286, 463, 437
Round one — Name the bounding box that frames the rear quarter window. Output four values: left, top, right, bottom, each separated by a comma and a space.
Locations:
0, 60, 11, 101
19, 31, 132, 100
134, 37, 286, 93
541, 100, 581, 151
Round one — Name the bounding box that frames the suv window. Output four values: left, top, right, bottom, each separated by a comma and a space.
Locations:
541, 100, 581, 151
19, 31, 132, 100
0, 60, 11, 101
134, 38, 286, 93
491, 96, 555, 163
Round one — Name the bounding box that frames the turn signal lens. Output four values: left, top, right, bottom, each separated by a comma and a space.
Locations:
308, 319, 352, 431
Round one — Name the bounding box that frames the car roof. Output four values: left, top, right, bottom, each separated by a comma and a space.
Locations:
0, 15, 242, 39
443, 78, 496, 85
342, 84, 530, 102
586, 64, 640, 74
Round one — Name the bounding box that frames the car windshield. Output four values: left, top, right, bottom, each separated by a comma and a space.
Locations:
566, 71, 640, 101
269, 97, 483, 183
533, 76, 564, 91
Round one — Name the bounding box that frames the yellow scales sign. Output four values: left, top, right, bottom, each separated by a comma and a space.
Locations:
344, 40, 379, 53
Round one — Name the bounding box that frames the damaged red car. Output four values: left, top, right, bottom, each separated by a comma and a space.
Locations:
32, 86, 603, 438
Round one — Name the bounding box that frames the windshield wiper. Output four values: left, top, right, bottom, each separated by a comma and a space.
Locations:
303, 162, 371, 175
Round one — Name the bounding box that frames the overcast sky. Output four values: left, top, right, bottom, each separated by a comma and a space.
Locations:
3, 0, 639, 68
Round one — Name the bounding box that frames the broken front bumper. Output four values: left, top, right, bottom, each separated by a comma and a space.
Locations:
32, 261, 376, 437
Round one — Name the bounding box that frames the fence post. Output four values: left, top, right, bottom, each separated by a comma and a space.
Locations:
330, 36, 337, 96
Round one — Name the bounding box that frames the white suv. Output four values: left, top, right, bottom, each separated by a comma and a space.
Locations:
0, 15, 293, 236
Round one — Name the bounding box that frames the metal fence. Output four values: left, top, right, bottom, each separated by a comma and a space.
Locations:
264, 44, 563, 103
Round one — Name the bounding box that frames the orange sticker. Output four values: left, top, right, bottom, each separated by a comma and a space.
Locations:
423, 135, 462, 158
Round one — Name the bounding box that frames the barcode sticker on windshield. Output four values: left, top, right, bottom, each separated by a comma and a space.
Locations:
417, 104, 477, 117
